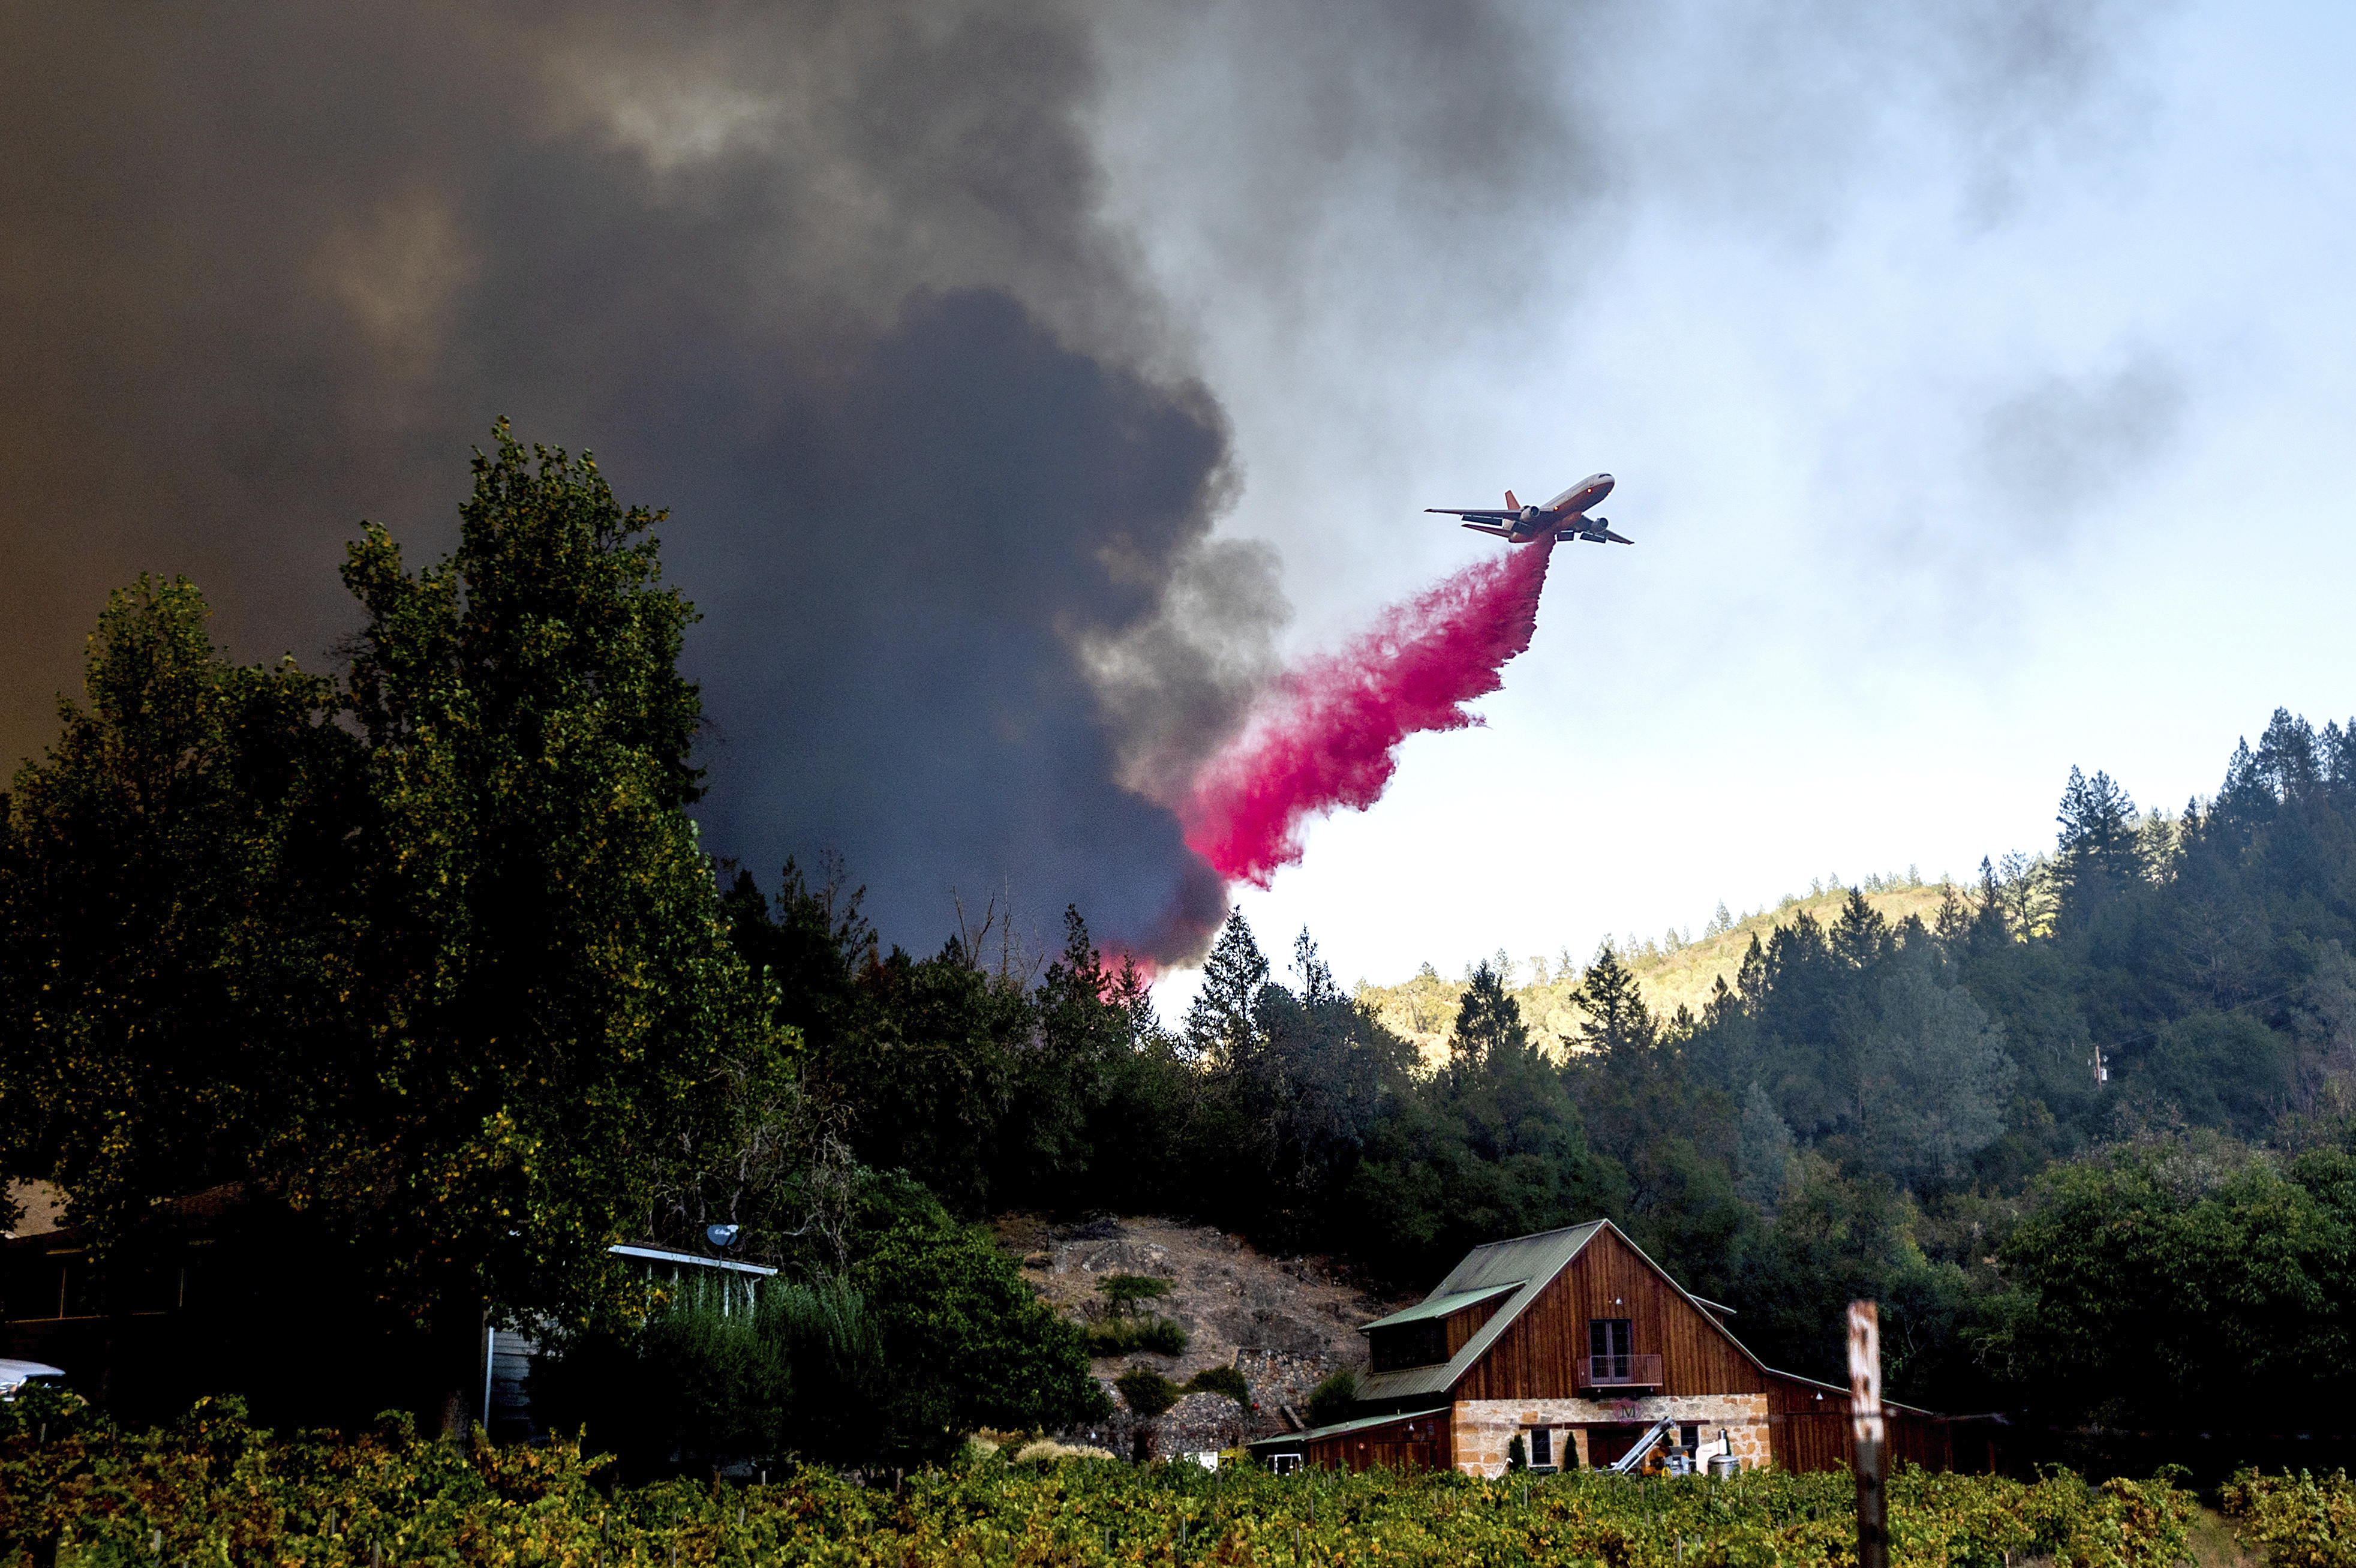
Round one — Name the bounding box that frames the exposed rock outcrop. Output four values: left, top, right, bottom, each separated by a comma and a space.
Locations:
994, 1213, 1401, 1453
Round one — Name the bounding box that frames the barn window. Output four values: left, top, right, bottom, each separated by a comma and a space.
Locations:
1369, 1320, 1449, 1371
1531, 1427, 1552, 1467
1589, 1317, 1632, 1381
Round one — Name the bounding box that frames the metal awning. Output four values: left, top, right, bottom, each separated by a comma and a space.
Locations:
1245, 1405, 1453, 1451
608, 1243, 777, 1278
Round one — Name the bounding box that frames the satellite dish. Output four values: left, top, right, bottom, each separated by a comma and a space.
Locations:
705, 1223, 741, 1249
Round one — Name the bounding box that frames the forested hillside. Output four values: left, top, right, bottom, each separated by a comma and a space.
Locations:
1357, 879, 1956, 1064
732, 710, 2356, 1437
8, 444, 2355, 1459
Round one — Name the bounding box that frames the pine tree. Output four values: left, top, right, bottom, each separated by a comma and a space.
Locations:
2252, 707, 2321, 801
2324, 720, 2356, 799
1185, 908, 1267, 1065
1831, 887, 1888, 968
1108, 956, 1158, 1043
1568, 944, 1656, 1059
1705, 973, 1743, 1029
2054, 765, 2141, 927
1293, 928, 1340, 1007
1933, 882, 1973, 947
1018, 907, 1130, 1192
1972, 856, 2010, 948
1452, 959, 1528, 1077
1736, 932, 1769, 1010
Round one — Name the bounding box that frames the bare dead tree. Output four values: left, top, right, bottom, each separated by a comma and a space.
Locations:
641, 1056, 861, 1272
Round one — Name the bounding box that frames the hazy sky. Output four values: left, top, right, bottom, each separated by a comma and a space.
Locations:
2, 2, 2349, 998
1105, 0, 2356, 996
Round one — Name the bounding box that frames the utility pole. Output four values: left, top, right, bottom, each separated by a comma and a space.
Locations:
1848, 1300, 1888, 1568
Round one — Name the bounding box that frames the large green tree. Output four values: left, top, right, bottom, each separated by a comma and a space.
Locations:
315, 423, 794, 1434
0, 576, 358, 1249
2, 426, 798, 1437
849, 1175, 1107, 1462
1976, 1135, 2356, 1425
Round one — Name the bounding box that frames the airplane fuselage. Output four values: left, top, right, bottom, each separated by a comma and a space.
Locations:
1427, 472, 1628, 546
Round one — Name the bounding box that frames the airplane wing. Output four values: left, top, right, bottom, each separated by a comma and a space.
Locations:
1425, 507, 1517, 519
1459, 522, 1516, 537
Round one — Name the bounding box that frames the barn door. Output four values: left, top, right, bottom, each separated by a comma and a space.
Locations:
1589, 1317, 1632, 1382
1586, 1423, 1643, 1469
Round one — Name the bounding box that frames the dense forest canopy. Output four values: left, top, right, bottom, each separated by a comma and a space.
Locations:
7, 431, 2355, 1454
732, 707, 2356, 1429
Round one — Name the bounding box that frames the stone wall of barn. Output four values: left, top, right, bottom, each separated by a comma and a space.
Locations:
1447, 1393, 1771, 1478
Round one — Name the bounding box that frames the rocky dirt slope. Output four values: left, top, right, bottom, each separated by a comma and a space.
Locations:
993, 1214, 1405, 1455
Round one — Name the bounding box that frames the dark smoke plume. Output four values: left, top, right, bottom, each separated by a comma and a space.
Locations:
0, 2, 1273, 960
0, 1, 2168, 960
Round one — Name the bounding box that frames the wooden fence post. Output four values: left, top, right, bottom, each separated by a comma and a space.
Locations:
1848, 1300, 1888, 1568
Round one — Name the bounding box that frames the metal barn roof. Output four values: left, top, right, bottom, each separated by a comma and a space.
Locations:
1358, 1281, 1523, 1333
1355, 1221, 1605, 1402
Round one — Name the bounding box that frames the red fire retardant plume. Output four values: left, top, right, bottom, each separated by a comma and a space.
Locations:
1182, 536, 1556, 887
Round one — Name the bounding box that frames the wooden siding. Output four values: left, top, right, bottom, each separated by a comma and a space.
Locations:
1453, 1227, 1768, 1401
1305, 1412, 1453, 1473
487, 1327, 536, 1441
1444, 1296, 1503, 1358
1765, 1374, 1952, 1473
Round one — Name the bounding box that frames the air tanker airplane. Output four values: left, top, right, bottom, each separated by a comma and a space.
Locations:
1426, 473, 1629, 545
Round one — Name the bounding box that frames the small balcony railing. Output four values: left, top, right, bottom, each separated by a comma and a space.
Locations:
1580, 1352, 1663, 1389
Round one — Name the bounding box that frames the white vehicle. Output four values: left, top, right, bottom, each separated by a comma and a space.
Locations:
0, 1359, 65, 1398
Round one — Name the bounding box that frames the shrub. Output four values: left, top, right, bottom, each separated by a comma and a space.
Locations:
2223, 1469, 2356, 1568
1085, 1317, 1188, 1357
1011, 1437, 1116, 1463
531, 1272, 873, 1475
2, 1419, 2199, 1568
1185, 1365, 1249, 1404
1097, 1274, 1172, 1318
536, 1175, 1109, 1474
1114, 1365, 1181, 1417
1308, 1367, 1359, 1428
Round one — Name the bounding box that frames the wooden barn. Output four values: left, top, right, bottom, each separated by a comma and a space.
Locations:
1248, 1220, 1952, 1477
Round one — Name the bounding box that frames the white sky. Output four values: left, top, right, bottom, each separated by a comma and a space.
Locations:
1091, 1, 2356, 1005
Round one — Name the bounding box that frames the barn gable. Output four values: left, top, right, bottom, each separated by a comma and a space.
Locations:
1452, 1221, 1770, 1400
1357, 1219, 1846, 1405
1356, 1221, 1603, 1403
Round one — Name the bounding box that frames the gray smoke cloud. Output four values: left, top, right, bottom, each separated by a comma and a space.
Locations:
0, 1, 1276, 960
0, 0, 2166, 961
1978, 354, 2187, 527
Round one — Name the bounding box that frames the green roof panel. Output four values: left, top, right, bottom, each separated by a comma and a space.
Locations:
1358, 1282, 1523, 1333
1245, 1405, 1453, 1451
1354, 1221, 1606, 1404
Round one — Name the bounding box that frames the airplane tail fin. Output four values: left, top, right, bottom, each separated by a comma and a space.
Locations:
1504, 490, 1519, 510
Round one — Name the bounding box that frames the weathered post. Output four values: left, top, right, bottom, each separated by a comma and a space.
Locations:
1847, 1300, 1888, 1568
